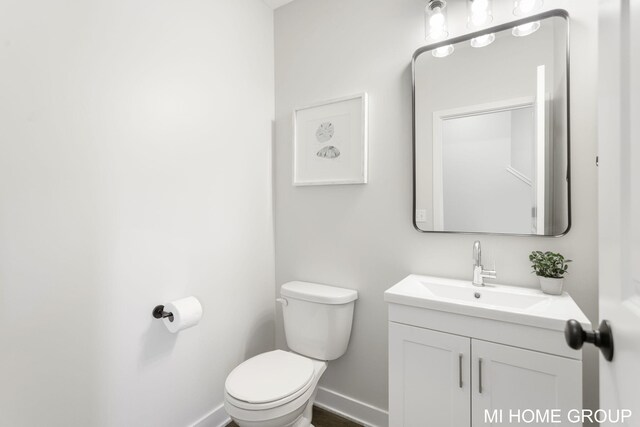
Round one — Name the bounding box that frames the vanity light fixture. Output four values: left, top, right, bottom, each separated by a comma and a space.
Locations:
512, 0, 542, 36
513, 0, 543, 16
425, 0, 449, 41
467, 0, 495, 48
512, 20, 541, 37
432, 44, 455, 58
425, 0, 453, 58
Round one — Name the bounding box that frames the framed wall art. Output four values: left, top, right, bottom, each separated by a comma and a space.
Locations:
293, 93, 368, 186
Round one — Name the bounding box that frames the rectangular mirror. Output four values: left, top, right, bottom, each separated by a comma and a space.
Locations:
413, 10, 570, 236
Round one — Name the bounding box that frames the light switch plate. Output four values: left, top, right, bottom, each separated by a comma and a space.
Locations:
416, 209, 427, 223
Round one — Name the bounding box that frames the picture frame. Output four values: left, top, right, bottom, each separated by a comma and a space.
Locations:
293, 93, 368, 186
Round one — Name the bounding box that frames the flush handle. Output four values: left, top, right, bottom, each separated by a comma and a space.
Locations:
565, 319, 614, 361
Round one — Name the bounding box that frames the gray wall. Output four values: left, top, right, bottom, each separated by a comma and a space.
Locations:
274, 0, 599, 422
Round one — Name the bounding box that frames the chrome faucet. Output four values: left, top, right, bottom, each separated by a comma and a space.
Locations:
472, 241, 497, 286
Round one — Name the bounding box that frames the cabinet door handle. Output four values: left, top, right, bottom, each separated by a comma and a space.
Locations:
478, 358, 483, 394
458, 353, 463, 388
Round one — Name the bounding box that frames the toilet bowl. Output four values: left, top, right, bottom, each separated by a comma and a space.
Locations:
224, 350, 327, 427
223, 281, 357, 427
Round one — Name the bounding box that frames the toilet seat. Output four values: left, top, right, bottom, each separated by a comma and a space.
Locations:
225, 350, 315, 410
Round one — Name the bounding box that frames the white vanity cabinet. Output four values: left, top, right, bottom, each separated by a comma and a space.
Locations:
389, 322, 582, 427
386, 275, 590, 427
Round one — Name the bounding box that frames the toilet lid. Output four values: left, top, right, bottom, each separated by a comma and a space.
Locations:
225, 350, 314, 404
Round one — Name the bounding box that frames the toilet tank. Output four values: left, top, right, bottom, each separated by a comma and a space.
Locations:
280, 281, 358, 361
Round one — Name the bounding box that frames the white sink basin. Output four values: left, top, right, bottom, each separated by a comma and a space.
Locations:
385, 275, 591, 331
421, 279, 547, 309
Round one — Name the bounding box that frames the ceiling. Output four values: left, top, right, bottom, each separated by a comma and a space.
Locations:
263, 0, 296, 9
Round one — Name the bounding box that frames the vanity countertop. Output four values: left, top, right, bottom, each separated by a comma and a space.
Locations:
385, 274, 591, 332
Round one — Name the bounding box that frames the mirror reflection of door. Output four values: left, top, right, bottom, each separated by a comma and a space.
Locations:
434, 99, 540, 235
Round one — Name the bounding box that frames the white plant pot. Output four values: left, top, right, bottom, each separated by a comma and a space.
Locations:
539, 277, 565, 295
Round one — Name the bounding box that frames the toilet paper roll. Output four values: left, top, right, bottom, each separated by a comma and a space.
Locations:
163, 296, 203, 333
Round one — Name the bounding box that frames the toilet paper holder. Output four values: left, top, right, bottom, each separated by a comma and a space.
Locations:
152, 305, 174, 322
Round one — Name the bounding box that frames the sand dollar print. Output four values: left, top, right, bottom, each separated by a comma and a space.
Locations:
316, 122, 334, 143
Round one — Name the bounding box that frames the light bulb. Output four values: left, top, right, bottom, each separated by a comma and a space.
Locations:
513, 0, 543, 16
512, 21, 540, 37
467, 0, 493, 29
432, 44, 454, 58
471, 11, 489, 26
426, 1, 449, 41
430, 10, 445, 27
519, 0, 536, 13
471, 0, 489, 12
429, 12, 447, 40
430, 30, 448, 40
429, 10, 447, 40
470, 33, 495, 48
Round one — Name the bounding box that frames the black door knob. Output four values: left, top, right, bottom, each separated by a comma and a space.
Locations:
565, 319, 614, 361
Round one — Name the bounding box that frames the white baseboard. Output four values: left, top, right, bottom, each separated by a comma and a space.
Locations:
314, 387, 388, 427
189, 388, 388, 427
190, 402, 230, 427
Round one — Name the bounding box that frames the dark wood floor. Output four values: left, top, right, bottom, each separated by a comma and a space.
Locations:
227, 406, 362, 427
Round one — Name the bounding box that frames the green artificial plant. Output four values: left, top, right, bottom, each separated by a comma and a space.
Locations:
529, 251, 572, 279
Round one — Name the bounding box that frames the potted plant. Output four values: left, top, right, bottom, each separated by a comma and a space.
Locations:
529, 251, 572, 295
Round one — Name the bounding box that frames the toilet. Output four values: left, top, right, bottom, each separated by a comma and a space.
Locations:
224, 281, 358, 427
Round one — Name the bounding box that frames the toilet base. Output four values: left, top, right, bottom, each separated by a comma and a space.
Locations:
291, 386, 318, 427
230, 383, 320, 427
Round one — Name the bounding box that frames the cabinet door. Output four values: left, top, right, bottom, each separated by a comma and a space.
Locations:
472, 339, 582, 427
389, 323, 471, 427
